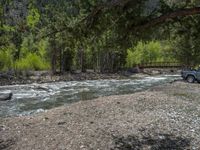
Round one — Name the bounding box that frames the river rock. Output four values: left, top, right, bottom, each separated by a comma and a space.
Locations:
34, 86, 50, 92
0, 91, 13, 101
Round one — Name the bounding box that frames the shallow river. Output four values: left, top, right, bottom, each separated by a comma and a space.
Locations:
0, 75, 181, 117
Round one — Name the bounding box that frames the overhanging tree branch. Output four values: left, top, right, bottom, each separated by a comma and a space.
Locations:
43, 6, 200, 38
41, 26, 72, 39
42, 0, 133, 38
134, 7, 200, 31
84, 0, 132, 25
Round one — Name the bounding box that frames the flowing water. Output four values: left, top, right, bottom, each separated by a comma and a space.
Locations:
0, 75, 181, 117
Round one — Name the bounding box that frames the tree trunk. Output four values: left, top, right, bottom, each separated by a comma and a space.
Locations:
51, 39, 57, 75
60, 48, 64, 74
80, 48, 86, 73
51, 50, 56, 74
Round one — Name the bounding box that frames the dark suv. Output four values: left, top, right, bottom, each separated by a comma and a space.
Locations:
181, 68, 200, 83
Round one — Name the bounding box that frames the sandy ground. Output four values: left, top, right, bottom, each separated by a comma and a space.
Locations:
0, 81, 200, 150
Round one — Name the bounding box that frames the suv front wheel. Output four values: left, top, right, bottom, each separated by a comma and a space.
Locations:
187, 75, 195, 83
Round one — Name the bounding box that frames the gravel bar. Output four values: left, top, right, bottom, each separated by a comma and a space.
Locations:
0, 81, 200, 150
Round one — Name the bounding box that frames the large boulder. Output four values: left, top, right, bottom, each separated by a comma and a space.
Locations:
127, 66, 141, 74
0, 91, 13, 101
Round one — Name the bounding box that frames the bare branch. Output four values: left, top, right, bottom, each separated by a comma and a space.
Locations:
134, 7, 200, 31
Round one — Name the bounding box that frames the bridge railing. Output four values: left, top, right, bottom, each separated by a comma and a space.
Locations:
138, 62, 182, 68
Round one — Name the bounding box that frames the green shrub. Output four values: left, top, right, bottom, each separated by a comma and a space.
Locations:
126, 49, 135, 67
15, 53, 50, 71
126, 41, 176, 67
0, 50, 13, 71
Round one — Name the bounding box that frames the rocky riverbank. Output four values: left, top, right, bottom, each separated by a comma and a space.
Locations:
0, 81, 199, 150
0, 68, 181, 86
0, 72, 129, 86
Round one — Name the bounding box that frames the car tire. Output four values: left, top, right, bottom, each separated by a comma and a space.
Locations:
187, 75, 195, 83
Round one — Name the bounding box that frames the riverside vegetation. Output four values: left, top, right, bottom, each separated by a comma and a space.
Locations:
1, 1, 200, 150
1, 0, 200, 75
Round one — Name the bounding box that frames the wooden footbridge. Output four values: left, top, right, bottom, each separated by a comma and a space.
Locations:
138, 62, 182, 69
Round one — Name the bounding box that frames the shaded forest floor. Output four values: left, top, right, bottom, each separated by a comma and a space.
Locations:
1, 81, 199, 150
